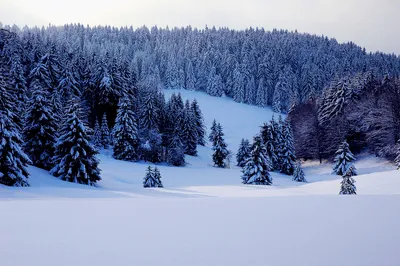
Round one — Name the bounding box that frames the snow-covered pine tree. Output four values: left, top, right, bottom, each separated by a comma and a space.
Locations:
212, 123, 229, 168
209, 119, 217, 142
395, 140, 400, 170
51, 100, 101, 186
292, 162, 307, 182
190, 99, 206, 146
280, 120, 296, 175
181, 100, 198, 156
100, 113, 111, 149
143, 166, 163, 188
92, 119, 102, 148
112, 97, 140, 161
260, 122, 278, 171
236, 138, 251, 167
340, 172, 357, 195
24, 85, 57, 170
0, 74, 31, 187
332, 140, 357, 177
242, 135, 272, 185
167, 134, 186, 166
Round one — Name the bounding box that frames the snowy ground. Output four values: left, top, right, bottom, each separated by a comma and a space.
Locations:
1, 89, 399, 266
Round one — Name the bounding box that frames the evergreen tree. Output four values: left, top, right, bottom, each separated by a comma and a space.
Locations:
292, 162, 307, 182
113, 97, 140, 161
395, 140, 400, 170
280, 120, 296, 175
236, 138, 251, 167
92, 120, 102, 148
143, 166, 163, 188
51, 101, 101, 186
24, 86, 57, 170
0, 75, 30, 187
340, 173, 357, 195
181, 100, 198, 156
100, 113, 111, 149
242, 135, 272, 185
209, 119, 217, 142
167, 134, 186, 166
191, 99, 206, 146
333, 140, 357, 177
260, 123, 277, 171
212, 123, 229, 168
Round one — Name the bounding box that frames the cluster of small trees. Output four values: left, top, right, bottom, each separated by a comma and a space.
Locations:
238, 115, 307, 185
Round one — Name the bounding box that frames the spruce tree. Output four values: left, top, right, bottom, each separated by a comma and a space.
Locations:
280, 120, 296, 175
24, 86, 57, 170
181, 100, 198, 156
242, 135, 272, 185
143, 166, 163, 188
191, 99, 206, 146
332, 140, 357, 176
340, 172, 357, 195
51, 101, 101, 186
113, 97, 139, 161
212, 123, 229, 168
292, 162, 307, 182
260, 123, 278, 171
167, 134, 186, 166
236, 138, 251, 167
100, 113, 111, 149
209, 119, 217, 142
0, 75, 30, 187
395, 140, 400, 170
92, 120, 102, 148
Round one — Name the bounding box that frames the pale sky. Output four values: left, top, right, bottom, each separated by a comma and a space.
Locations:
0, 0, 399, 54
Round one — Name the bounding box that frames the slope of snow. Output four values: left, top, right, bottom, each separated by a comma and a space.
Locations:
1, 89, 399, 266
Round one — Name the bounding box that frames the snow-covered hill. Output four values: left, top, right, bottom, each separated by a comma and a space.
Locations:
1, 89, 399, 266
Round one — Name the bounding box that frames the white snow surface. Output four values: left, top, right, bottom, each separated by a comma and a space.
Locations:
1, 89, 399, 266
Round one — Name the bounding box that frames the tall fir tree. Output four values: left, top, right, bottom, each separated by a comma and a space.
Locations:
51, 101, 101, 186
209, 119, 217, 142
292, 162, 307, 182
191, 99, 206, 146
280, 120, 296, 175
242, 135, 272, 185
260, 122, 278, 171
112, 97, 140, 161
395, 140, 400, 170
92, 119, 102, 148
332, 140, 357, 177
212, 123, 229, 168
236, 138, 251, 167
0, 74, 30, 187
24, 86, 57, 170
100, 113, 111, 149
181, 100, 198, 156
167, 134, 186, 166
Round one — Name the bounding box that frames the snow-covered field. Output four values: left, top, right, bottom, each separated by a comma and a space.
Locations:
1, 89, 399, 266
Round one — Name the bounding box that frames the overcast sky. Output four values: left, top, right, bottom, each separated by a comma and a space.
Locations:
0, 0, 398, 54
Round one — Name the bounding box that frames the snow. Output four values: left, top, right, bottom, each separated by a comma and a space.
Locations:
1, 89, 399, 266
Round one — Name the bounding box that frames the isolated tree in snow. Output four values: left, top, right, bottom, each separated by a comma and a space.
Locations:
340, 172, 357, 195
236, 138, 251, 167
51, 101, 101, 186
112, 97, 140, 161
191, 99, 206, 146
292, 162, 307, 182
332, 140, 357, 177
212, 123, 229, 168
0, 76, 30, 187
242, 135, 272, 185
100, 113, 111, 149
143, 166, 163, 188
24, 86, 57, 170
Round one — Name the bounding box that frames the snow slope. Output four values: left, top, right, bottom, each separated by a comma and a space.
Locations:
1, 89, 399, 266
